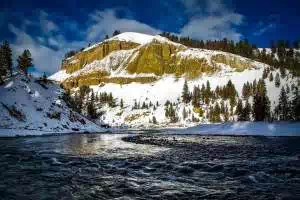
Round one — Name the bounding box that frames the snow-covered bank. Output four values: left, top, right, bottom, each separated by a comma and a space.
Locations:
177, 122, 300, 136
0, 128, 106, 137
0, 74, 105, 137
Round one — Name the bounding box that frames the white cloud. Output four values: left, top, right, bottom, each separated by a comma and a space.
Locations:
87, 9, 161, 41
180, 13, 243, 41
253, 23, 274, 36
9, 24, 86, 75
9, 24, 63, 74
179, 0, 244, 41
39, 11, 59, 34
179, 0, 199, 10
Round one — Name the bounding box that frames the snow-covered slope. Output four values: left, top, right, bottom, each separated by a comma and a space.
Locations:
90, 67, 297, 128
0, 74, 104, 136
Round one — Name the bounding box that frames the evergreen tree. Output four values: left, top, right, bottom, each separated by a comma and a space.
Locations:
269, 72, 274, 82
152, 116, 157, 124
276, 87, 290, 120
0, 47, 6, 84
182, 107, 188, 120
206, 80, 211, 98
220, 100, 225, 114
275, 73, 281, 88
108, 93, 116, 107
224, 104, 230, 122
1, 41, 13, 77
17, 49, 32, 75
182, 80, 190, 103
192, 85, 201, 107
73, 92, 83, 113
142, 101, 148, 109
236, 99, 244, 120
241, 100, 251, 121
242, 82, 251, 99
149, 101, 153, 107
112, 30, 121, 36
252, 81, 271, 121
165, 104, 178, 123
286, 84, 290, 94
120, 98, 124, 108
133, 100, 138, 109
87, 91, 98, 119
262, 68, 268, 79
62, 89, 75, 110
291, 87, 300, 120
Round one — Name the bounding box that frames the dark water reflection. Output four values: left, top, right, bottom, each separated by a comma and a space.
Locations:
0, 132, 299, 199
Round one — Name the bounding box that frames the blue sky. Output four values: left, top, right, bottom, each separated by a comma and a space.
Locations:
1, 0, 299, 75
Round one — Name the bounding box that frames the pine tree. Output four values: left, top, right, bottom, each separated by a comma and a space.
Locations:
108, 93, 116, 107
182, 80, 190, 103
17, 49, 32, 75
133, 100, 138, 110
112, 30, 121, 36
224, 104, 229, 122
87, 91, 98, 119
275, 73, 281, 88
152, 116, 157, 124
206, 80, 211, 98
236, 99, 244, 121
142, 102, 148, 109
291, 87, 300, 120
242, 82, 251, 99
220, 100, 225, 114
1, 41, 13, 77
276, 87, 289, 120
182, 107, 188, 120
73, 92, 83, 113
120, 98, 124, 109
286, 84, 290, 94
192, 85, 201, 107
269, 72, 274, 82
0, 47, 6, 84
262, 68, 268, 79
252, 81, 271, 121
242, 100, 251, 121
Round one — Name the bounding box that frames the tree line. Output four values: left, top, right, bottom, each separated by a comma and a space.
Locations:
180, 78, 300, 123
62, 85, 118, 120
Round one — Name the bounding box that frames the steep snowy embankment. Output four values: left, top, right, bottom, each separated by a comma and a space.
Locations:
0, 74, 104, 136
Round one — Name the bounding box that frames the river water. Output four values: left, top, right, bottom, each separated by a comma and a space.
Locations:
0, 131, 299, 199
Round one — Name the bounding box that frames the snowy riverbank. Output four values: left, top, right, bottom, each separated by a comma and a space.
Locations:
177, 122, 300, 136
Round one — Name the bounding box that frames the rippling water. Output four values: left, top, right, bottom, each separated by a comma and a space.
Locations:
0, 131, 299, 199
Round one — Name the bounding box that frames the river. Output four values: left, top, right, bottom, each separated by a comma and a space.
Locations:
0, 131, 299, 199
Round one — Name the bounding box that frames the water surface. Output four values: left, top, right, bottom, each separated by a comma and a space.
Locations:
0, 131, 299, 199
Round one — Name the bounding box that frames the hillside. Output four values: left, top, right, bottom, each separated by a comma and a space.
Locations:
50, 32, 300, 128
0, 74, 104, 136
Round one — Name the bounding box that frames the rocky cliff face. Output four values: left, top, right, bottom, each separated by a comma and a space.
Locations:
54, 33, 254, 89
62, 40, 139, 73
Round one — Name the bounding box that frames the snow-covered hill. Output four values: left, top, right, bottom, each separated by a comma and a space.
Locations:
50, 32, 300, 128
0, 74, 104, 136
